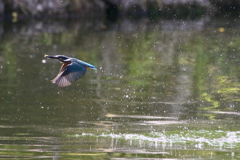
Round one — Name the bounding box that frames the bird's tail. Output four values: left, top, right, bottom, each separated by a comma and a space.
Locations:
88, 65, 97, 70
90, 66, 97, 70
80, 60, 97, 70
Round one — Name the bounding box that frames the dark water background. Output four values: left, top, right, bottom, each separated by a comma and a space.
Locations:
1, 17, 240, 159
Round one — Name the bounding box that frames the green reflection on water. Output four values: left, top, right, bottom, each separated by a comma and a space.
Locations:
1, 20, 240, 159
178, 31, 240, 119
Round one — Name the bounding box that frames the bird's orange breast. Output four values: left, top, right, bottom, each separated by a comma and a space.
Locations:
60, 62, 70, 72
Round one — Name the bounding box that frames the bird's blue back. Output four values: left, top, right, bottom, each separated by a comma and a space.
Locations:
71, 58, 97, 70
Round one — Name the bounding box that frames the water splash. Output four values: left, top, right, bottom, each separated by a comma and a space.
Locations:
72, 130, 240, 150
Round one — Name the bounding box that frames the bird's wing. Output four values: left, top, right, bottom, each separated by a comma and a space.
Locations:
51, 62, 86, 87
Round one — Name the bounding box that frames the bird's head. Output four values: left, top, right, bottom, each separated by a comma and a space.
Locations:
45, 55, 70, 63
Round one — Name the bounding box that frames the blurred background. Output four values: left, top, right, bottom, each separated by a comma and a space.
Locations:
1, 0, 240, 160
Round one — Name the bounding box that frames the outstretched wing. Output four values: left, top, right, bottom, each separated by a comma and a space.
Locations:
51, 62, 86, 87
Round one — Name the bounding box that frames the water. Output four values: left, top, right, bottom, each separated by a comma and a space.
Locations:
1, 18, 240, 159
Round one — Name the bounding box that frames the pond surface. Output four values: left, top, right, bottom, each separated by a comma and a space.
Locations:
1, 18, 240, 159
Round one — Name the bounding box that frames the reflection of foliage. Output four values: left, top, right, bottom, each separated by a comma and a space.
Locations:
0, 42, 17, 86
180, 33, 240, 119
213, 76, 240, 101
118, 32, 176, 101
128, 39, 156, 86
42, 33, 52, 46
192, 35, 240, 96
227, 37, 240, 55
120, 33, 158, 100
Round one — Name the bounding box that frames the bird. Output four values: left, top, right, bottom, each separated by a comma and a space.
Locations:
44, 55, 97, 87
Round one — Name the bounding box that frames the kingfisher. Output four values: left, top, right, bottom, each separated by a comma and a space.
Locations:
44, 55, 97, 87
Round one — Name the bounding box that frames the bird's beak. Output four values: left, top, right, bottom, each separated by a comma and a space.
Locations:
44, 55, 57, 59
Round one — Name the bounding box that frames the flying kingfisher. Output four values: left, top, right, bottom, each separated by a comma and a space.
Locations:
45, 55, 97, 87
